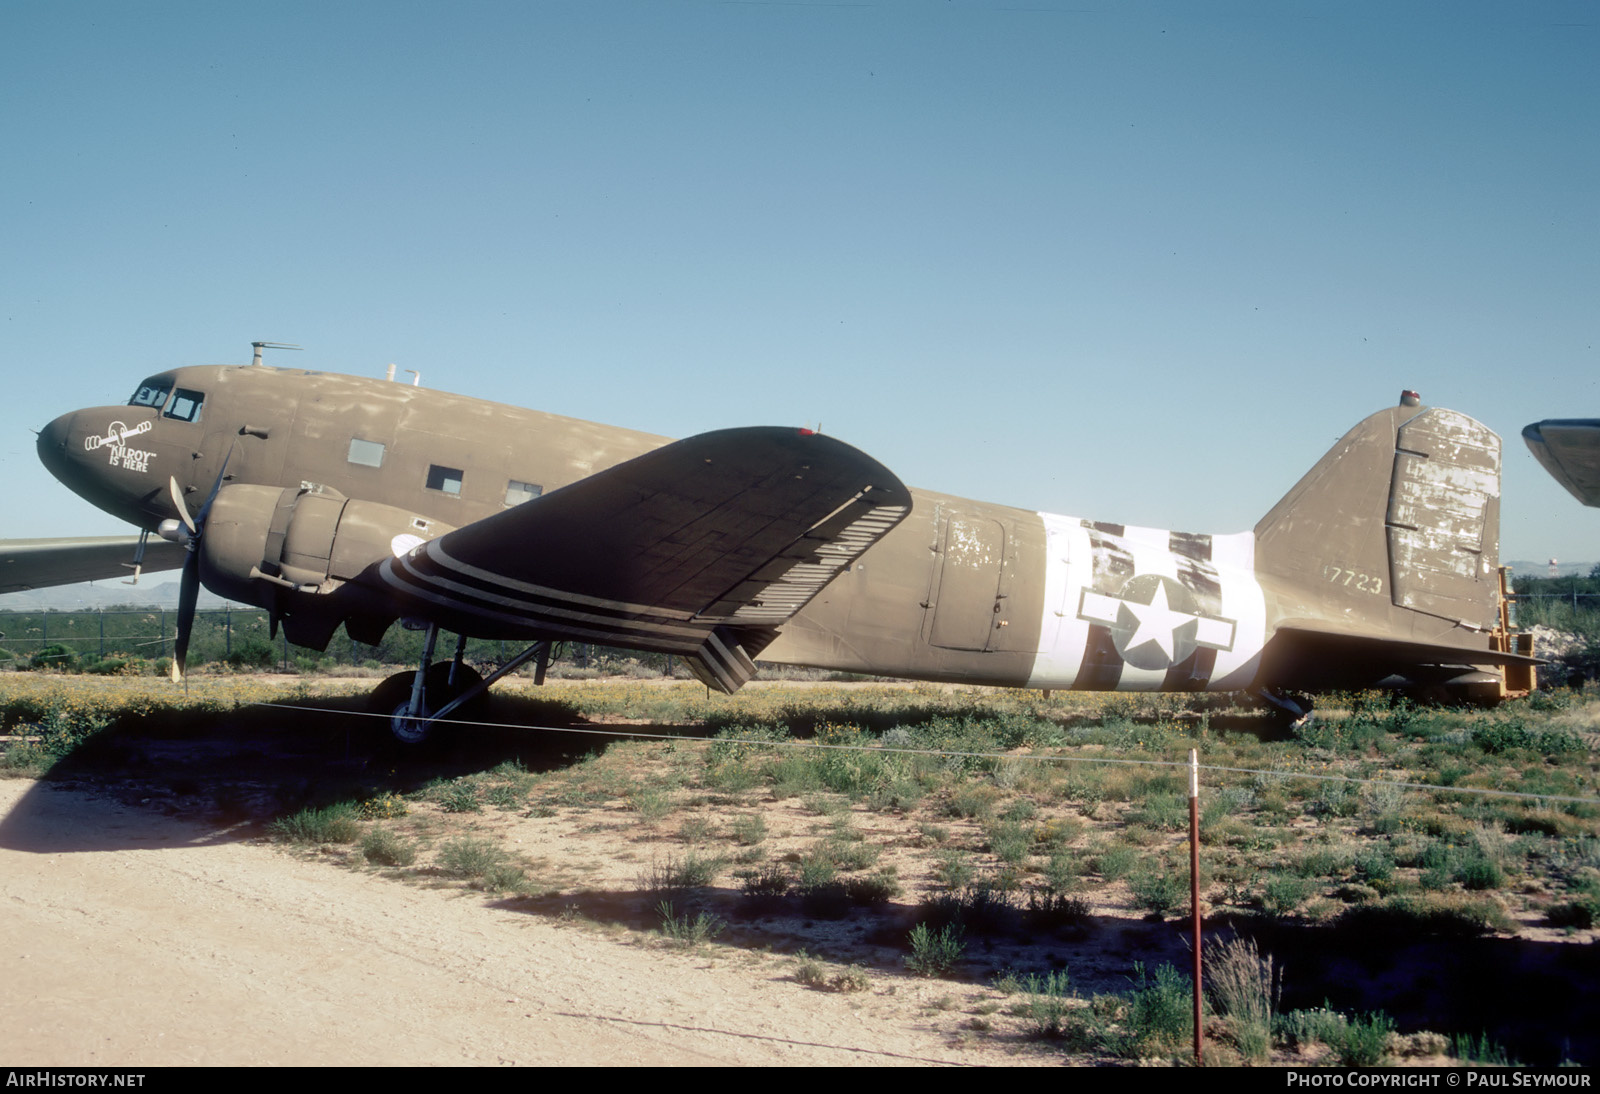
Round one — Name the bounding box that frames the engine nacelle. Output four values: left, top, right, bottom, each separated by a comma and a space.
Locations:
199, 482, 452, 648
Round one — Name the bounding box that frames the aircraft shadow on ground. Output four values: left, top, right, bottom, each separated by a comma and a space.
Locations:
0, 691, 646, 854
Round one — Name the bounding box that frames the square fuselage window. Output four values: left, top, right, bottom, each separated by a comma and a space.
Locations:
505, 480, 542, 507
426, 464, 464, 495
348, 438, 385, 468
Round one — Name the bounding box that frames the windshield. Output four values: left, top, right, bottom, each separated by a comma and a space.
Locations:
129, 379, 172, 408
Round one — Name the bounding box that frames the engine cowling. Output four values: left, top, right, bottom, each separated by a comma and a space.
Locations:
198, 482, 452, 648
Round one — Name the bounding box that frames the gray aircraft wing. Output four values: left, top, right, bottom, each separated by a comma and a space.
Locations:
380, 426, 911, 692
0, 537, 186, 594
1524, 419, 1600, 507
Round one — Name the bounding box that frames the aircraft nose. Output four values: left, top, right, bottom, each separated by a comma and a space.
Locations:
36, 411, 75, 480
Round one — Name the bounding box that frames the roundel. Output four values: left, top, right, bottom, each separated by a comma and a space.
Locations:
1107, 574, 1207, 670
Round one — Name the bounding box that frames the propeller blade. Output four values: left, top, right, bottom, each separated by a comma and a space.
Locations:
196, 445, 234, 525
171, 548, 200, 682
168, 445, 234, 683
169, 476, 196, 536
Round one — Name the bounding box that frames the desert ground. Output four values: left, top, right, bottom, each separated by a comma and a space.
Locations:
1, 777, 1009, 1066
3, 674, 1597, 1067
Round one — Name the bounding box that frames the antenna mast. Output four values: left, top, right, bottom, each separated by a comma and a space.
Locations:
250, 341, 302, 367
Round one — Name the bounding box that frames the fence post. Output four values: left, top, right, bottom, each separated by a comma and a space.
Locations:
1190, 747, 1203, 1065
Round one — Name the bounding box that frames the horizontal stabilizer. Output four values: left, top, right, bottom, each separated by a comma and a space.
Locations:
1267, 621, 1542, 677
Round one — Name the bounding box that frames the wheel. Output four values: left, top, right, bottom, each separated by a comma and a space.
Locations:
367, 664, 485, 746
369, 670, 436, 746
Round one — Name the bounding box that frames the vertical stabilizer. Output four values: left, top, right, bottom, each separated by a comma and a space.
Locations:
1254, 401, 1502, 646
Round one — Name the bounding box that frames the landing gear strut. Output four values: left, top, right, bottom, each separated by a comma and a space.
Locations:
369, 626, 550, 745
1256, 688, 1315, 731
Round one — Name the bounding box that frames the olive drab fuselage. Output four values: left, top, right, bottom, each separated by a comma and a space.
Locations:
35, 362, 1511, 696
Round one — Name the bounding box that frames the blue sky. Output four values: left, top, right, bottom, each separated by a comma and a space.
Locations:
4, 0, 1596, 565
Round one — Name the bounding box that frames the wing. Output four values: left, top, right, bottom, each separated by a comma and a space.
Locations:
1523, 419, 1600, 507
380, 427, 911, 691
0, 537, 186, 594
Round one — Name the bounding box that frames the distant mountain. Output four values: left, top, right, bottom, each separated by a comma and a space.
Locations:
1505, 560, 1596, 580
0, 578, 235, 612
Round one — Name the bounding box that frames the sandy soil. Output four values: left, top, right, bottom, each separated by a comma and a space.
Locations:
0, 778, 1021, 1067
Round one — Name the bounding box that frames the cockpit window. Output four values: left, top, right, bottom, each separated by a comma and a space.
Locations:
164, 388, 205, 423
129, 380, 172, 409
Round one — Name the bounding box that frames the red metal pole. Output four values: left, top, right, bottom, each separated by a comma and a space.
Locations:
1190, 747, 1203, 1065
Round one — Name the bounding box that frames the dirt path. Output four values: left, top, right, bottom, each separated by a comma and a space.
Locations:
0, 780, 999, 1067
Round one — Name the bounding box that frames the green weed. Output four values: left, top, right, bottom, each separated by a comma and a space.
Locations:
656, 900, 725, 946
361, 827, 417, 867
269, 802, 360, 844
905, 922, 965, 977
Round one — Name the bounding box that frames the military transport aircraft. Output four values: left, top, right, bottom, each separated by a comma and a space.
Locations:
7, 345, 1536, 742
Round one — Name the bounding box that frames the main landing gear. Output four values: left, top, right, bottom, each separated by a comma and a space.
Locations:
368, 624, 551, 745
1256, 688, 1315, 731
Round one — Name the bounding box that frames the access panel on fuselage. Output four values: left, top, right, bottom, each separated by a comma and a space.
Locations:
925, 510, 1033, 653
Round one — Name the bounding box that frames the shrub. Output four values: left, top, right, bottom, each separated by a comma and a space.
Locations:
657, 901, 725, 946
641, 852, 723, 894
842, 871, 901, 906
1095, 845, 1137, 881
361, 827, 417, 867
738, 863, 790, 899
986, 820, 1031, 865
905, 922, 965, 977
268, 802, 360, 844
1203, 937, 1278, 1063
433, 781, 482, 814
728, 814, 767, 846
1545, 898, 1598, 929
1472, 721, 1534, 754
225, 638, 276, 669
795, 953, 870, 992
1116, 962, 1191, 1059
437, 836, 507, 879
1129, 868, 1185, 917
1337, 893, 1513, 936
359, 792, 409, 819
1337, 1011, 1397, 1066
1016, 970, 1075, 1039
1263, 874, 1313, 915
1024, 889, 1091, 930
29, 645, 79, 671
